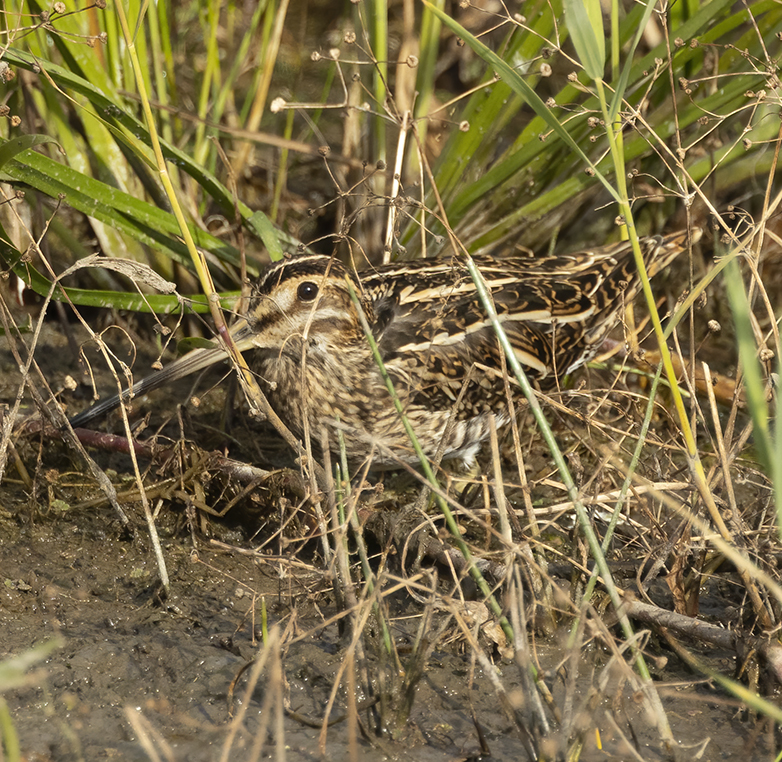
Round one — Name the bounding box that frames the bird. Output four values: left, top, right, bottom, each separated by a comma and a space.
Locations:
69, 228, 701, 468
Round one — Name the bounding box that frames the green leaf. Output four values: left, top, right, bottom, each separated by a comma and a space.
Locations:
421, 1, 619, 204
177, 336, 221, 353
0, 143, 244, 273
563, 0, 605, 79
724, 257, 776, 481
248, 210, 284, 262
608, 0, 657, 121
0, 135, 61, 170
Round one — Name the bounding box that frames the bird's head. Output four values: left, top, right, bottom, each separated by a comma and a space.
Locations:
230, 255, 374, 357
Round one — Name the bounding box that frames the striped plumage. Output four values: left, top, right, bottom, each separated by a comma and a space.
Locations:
70, 229, 700, 467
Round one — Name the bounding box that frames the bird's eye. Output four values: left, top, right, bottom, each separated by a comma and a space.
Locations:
297, 281, 319, 301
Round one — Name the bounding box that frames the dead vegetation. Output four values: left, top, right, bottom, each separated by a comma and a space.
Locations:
1, 0, 782, 759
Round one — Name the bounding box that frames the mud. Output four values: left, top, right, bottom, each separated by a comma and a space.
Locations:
0, 326, 777, 761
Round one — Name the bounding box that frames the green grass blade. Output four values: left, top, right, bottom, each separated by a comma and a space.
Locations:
563, 0, 605, 79
0, 135, 61, 168
724, 258, 777, 485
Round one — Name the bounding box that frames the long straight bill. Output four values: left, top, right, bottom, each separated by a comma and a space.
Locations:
68, 319, 258, 428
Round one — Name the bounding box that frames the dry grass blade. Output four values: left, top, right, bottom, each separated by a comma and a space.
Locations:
2, 0, 782, 758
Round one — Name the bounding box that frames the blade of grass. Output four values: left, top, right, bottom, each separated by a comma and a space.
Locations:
563, 0, 604, 80
580, 0, 774, 631
464, 253, 675, 742
344, 276, 513, 642
1, 47, 298, 247
723, 257, 780, 526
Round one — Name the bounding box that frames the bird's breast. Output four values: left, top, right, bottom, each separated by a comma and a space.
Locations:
251, 341, 389, 434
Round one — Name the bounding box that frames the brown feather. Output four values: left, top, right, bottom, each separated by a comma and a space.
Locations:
70, 229, 701, 468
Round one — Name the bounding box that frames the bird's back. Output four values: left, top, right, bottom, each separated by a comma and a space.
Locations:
362, 229, 699, 400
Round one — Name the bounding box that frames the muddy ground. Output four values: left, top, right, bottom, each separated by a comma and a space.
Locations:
0, 323, 777, 761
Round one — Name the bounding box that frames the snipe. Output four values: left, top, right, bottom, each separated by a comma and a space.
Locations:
70, 229, 701, 467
